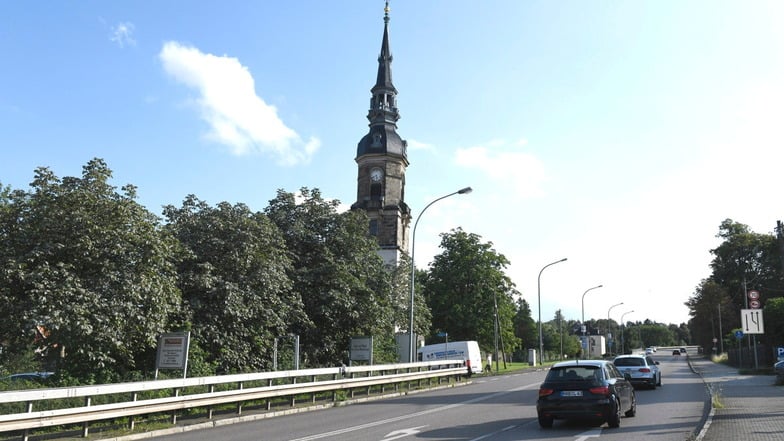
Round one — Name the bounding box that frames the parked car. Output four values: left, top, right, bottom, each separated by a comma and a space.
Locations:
645, 347, 654, 355
537, 360, 636, 428
613, 354, 661, 389
679, 347, 687, 354
672, 349, 681, 356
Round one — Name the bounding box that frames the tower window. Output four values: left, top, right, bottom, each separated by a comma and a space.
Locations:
369, 219, 378, 237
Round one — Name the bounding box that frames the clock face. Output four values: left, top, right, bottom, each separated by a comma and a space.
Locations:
370, 168, 383, 182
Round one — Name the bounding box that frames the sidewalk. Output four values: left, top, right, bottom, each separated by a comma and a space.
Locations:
689, 357, 784, 441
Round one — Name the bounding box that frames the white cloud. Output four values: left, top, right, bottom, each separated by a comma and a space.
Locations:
159, 41, 320, 165
454, 140, 546, 198
406, 138, 435, 151
110, 22, 136, 48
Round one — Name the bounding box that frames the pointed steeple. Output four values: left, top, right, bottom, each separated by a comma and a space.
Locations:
374, 3, 396, 95
356, 1, 406, 161
352, 1, 411, 266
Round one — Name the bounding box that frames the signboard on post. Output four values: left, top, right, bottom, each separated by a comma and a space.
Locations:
155, 332, 190, 378
777, 347, 784, 362
350, 336, 373, 364
740, 309, 764, 334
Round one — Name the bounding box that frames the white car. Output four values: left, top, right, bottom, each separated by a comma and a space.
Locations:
613, 355, 661, 389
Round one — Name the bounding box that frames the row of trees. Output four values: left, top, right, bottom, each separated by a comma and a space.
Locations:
1, 158, 697, 384
0, 159, 404, 383
0, 159, 528, 383
686, 219, 784, 358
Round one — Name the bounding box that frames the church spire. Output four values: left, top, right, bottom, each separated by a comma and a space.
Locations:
352, 1, 411, 266
356, 1, 405, 160
374, 2, 396, 95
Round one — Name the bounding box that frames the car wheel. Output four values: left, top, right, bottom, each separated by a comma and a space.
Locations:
649, 378, 657, 389
625, 391, 637, 417
538, 413, 553, 428
607, 398, 622, 428
657, 374, 662, 387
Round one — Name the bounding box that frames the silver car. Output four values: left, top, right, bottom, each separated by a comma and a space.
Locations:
613, 355, 661, 389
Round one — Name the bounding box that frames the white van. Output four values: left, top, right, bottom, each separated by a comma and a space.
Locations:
417, 340, 483, 376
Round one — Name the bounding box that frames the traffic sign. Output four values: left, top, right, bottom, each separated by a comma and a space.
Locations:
735, 330, 744, 339
777, 347, 784, 361
748, 290, 760, 300
750, 299, 761, 309
740, 309, 765, 334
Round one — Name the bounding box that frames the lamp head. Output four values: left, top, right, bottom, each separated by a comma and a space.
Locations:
458, 187, 473, 194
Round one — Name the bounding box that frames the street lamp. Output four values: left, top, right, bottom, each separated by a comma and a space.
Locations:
537, 258, 567, 365
607, 302, 624, 355
580, 284, 602, 357
408, 187, 473, 362
620, 310, 634, 355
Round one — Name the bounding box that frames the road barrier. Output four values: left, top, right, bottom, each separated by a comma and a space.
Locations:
0, 360, 467, 439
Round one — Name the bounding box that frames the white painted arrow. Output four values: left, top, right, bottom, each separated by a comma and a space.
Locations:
382, 425, 428, 440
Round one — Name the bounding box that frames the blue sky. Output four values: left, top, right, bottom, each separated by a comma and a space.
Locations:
2, 1, 783, 327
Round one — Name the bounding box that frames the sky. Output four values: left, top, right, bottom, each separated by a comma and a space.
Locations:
2, 1, 783, 327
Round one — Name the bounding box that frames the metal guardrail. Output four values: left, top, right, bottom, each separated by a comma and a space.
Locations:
0, 360, 468, 437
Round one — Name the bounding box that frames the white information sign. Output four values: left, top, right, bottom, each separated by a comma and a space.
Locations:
740, 309, 764, 335
156, 332, 190, 370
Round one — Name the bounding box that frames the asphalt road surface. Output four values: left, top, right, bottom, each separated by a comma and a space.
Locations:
149, 353, 706, 441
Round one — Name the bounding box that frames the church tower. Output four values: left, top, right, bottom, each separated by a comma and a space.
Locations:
351, 2, 410, 266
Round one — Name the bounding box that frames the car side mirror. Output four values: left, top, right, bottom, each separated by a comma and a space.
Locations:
655, 361, 660, 365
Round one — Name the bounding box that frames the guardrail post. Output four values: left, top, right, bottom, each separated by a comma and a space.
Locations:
350, 372, 356, 398
81, 396, 91, 437
332, 373, 338, 402
236, 382, 243, 415
22, 401, 32, 441
129, 392, 138, 430
171, 389, 179, 425
290, 378, 297, 407
266, 379, 273, 410
311, 375, 317, 403
207, 385, 215, 419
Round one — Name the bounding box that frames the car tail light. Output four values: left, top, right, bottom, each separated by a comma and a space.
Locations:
539, 388, 554, 397
589, 386, 610, 396
639, 368, 651, 373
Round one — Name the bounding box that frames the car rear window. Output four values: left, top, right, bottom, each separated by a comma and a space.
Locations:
546, 366, 601, 381
613, 358, 644, 367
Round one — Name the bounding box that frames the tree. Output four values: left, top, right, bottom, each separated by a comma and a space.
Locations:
163, 196, 303, 374
422, 228, 521, 358
763, 297, 784, 349
0, 159, 180, 382
687, 219, 784, 352
513, 298, 537, 359
265, 188, 396, 366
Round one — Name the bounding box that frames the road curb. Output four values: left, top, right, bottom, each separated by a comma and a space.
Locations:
687, 356, 716, 441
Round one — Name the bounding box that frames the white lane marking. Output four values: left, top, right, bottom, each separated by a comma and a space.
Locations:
288, 381, 542, 441
575, 428, 602, 440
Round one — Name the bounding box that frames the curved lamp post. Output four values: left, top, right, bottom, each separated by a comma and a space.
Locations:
607, 302, 624, 355
620, 310, 634, 355
537, 258, 568, 365
408, 187, 473, 362
580, 284, 602, 358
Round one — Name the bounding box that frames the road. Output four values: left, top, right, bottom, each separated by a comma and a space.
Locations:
150, 352, 706, 441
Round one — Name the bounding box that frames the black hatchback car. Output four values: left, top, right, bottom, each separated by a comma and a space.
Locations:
537, 360, 636, 428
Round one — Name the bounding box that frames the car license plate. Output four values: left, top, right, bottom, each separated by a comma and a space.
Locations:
561, 390, 583, 397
